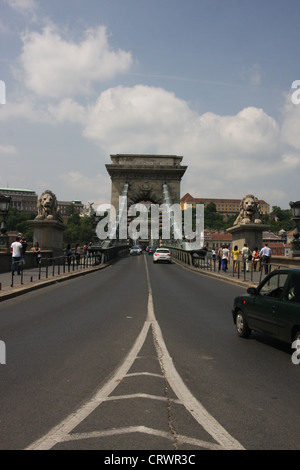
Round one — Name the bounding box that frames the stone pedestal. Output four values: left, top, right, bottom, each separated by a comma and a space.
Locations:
227, 223, 269, 251
29, 219, 66, 256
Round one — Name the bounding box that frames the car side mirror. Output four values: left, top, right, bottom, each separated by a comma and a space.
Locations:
247, 287, 257, 295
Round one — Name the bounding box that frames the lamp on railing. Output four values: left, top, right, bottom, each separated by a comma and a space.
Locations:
0, 194, 11, 252
289, 201, 300, 256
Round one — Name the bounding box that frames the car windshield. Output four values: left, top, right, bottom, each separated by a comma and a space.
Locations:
157, 249, 170, 253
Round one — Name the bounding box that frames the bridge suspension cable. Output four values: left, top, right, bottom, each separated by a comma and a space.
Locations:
162, 182, 182, 245
101, 182, 129, 248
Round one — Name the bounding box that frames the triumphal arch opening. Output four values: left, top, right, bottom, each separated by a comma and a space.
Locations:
106, 154, 187, 210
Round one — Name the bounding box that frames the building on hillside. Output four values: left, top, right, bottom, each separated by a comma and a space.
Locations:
0, 187, 38, 213
204, 230, 233, 251
58, 200, 84, 219
267, 242, 291, 257
181, 193, 269, 221
262, 231, 282, 244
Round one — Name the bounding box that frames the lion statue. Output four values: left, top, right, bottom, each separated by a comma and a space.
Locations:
233, 194, 262, 225
35, 190, 63, 222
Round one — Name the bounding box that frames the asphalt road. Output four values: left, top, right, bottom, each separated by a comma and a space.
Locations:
0, 253, 299, 450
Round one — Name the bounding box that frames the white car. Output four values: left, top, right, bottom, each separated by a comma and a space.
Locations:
153, 248, 172, 264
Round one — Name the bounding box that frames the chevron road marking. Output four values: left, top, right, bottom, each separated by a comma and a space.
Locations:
26, 255, 244, 450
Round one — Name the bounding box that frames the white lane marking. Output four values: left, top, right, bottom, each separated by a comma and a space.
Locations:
143, 255, 244, 450
26, 254, 244, 451
61, 426, 223, 450
26, 321, 151, 450
126, 372, 163, 378
104, 393, 181, 404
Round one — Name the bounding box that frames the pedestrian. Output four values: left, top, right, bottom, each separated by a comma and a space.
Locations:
242, 243, 251, 272
20, 237, 28, 263
217, 246, 223, 271
11, 236, 23, 275
83, 242, 88, 264
221, 244, 229, 272
75, 243, 81, 265
33, 241, 42, 265
231, 245, 240, 273
260, 243, 272, 274
252, 247, 260, 271
66, 244, 72, 269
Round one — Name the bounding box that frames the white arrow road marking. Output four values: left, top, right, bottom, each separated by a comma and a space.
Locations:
26, 255, 244, 450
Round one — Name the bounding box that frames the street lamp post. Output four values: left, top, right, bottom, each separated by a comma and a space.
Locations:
0, 194, 11, 252
289, 201, 300, 257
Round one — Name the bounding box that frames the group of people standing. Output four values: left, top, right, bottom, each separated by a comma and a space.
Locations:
10, 238, 92, 274
10, 236, 41, 275
66, 242, 91, 266
217, 242, 272, 275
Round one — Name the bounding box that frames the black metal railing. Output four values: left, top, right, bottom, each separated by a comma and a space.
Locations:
9, 253, 100, 288
168, 246, 291, 284
8, 245, 129, 289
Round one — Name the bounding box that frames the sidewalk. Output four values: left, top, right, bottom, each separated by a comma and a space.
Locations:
0, 262, 108, 302
174, 258, 269, 289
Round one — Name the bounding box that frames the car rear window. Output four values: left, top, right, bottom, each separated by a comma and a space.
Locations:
260, 273, 288, 298
286, 274, 300, 304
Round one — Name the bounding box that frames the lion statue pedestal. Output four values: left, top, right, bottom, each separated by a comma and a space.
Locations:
29, 190, 66, 256
227, 194, 269, 252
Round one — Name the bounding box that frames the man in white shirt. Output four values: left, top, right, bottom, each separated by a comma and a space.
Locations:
260, 243, 272, 275
11, 236, 23, 275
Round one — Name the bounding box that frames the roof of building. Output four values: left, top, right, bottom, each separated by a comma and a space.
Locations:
181, 193, 269, 205
0, 187, 37, 194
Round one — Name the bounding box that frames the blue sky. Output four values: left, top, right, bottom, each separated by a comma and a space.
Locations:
0, 0, 299, 209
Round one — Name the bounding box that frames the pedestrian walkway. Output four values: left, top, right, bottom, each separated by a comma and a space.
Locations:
0, 262, 108, 302
174, 257, 280, 289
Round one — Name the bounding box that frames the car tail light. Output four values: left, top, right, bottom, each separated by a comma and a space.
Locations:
167, 253, 171, 256
155, 253, 159, 256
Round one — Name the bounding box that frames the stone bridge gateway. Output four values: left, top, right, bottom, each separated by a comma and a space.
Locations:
104, 154, 188, 246
106, 154, 187, 209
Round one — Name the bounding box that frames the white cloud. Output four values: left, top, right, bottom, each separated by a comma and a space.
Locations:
48, 99, 86, 125
59, 171, 110, 202
82, 85, 193, 152
0, 93, 52, 123
0, 144, 17, 155
5, 0, 38, 12
5, 0, 39, 21
17, 25, 133, 98
80, 85, 280, 169
241, 63, 262, 86
281, 92, 300, 150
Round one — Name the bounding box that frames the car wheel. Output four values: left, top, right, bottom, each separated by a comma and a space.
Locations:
235, 310, 251, 338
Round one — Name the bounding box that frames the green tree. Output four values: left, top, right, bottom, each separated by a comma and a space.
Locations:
203, 202, 224, 229
6, 207, 35, 241
63, 204, 95, 246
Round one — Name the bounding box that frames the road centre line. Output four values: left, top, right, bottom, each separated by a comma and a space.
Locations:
26, 255, 244, 450
143, 256, 244, 450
